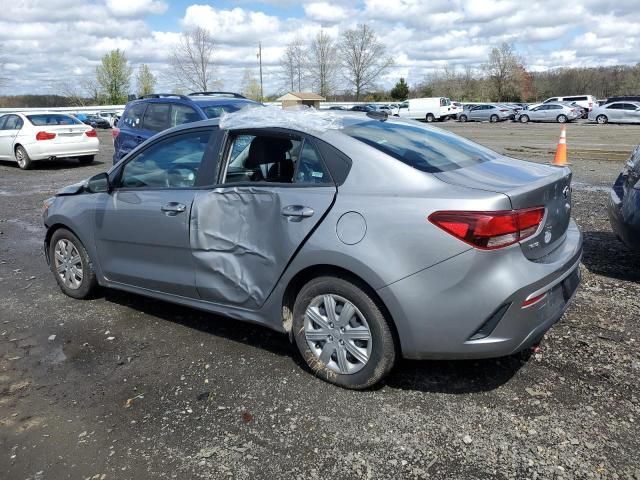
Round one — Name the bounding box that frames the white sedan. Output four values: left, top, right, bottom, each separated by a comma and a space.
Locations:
0, 112, 99, 170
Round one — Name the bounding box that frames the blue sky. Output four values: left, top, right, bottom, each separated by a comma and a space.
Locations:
1, 0, 638, 96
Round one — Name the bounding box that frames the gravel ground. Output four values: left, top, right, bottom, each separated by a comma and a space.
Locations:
1, 122, 639, 480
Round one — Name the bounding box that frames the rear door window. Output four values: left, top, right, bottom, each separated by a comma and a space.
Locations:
171, 105, 201, 127
343, 120, 493, 173
142, 103, 170, 132
122, 103, 147, 129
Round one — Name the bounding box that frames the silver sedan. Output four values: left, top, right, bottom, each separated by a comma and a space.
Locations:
458, 104, 512, 122
589, 102, 640, 124
42, 111, 582, 389
516, 103, 579, 123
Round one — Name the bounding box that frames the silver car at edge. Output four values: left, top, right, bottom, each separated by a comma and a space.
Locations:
588, 101, 640, 124
457, 104, 512, 122
42, 112, 583, 389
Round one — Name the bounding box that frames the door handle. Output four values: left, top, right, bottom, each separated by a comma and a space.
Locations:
161, 202, 186, 215
281, 205, 314, 219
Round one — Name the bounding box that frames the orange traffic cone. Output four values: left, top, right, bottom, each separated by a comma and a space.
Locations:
552, 125, 569, 166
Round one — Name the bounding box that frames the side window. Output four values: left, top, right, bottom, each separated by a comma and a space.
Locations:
222, 134, 301, 185
4, 115, 22, 130
0, 116, 6, 130
122, 103, 147, 129
621, 103, 636, 110
119, 130, 211, 189
142, 103, 170, 132
171, 105, 200, 127
607, 104, 621, 110
295, 141, 331, 184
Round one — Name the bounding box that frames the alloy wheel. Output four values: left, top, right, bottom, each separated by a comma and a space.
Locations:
15, 149, 26, 168
304, 294, 373, 375
53, 239, 84, 290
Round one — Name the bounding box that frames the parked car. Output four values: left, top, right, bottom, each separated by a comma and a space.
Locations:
608, 145, 640, 251
515, 103, 579, 123
449, 102, 463, 120
457, 104, 512, 122
561, 101, 587, 119
42, 111, 582, 389
395, 97, 453, 122
97, 111, 117, 127
588, 101, 640, 124
85, 115, 111, 129
605, 96, 640, 104
543, 95, 596, 112
113, 92, 260, 164
350, 105, 374, 112
0, 112, 98, 170
328, 106, 347, 110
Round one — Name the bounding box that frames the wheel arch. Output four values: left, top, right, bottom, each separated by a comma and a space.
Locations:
281, 263, 402, 355
44, 223, 83, 265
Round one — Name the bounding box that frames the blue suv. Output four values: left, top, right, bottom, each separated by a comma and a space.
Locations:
112, 92, 260, 164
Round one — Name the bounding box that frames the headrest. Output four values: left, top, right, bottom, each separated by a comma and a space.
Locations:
246, 137, 293, 168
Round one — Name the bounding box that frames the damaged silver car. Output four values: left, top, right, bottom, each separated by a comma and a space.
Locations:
43, 109, 582, 389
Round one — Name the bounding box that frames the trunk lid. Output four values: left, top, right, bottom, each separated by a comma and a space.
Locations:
42, 125, 90, 144
434, 156, 572, 260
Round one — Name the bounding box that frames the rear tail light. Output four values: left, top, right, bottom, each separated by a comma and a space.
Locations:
428, 207, 545, 250
36, 131, 56, 141
500, 109, 509, 112
85, 129, 97, 137
111, 127, 120, 139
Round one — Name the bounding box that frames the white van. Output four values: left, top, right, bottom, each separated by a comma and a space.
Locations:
543, 95, 596, 112
395, 97, 453, 122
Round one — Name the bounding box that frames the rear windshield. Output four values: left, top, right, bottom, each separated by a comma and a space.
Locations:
342, 120, 494, 173
27, 114, 82, 126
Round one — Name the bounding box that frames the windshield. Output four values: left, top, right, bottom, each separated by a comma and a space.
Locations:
200, 101, 259, 119
27, 114, 82, 126
342, 120, 495, 173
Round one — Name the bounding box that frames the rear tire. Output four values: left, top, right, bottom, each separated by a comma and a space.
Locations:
459, 114, 468, 122
15, 145, 32, 170
48, 228, 98, 300
596, 115, 608, 124
557, 114, 568, 123
490, 114, 499, 123
292, 276, 396, 390
78, 155, 95, 165
519, 115, 530, 123
426, 113, 435, 122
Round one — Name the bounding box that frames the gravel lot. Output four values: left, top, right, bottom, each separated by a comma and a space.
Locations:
1, 122, 639, 479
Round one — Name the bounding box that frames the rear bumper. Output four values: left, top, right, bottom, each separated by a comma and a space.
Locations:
378, 219, 583, 360
25, 139, 99, 160
607, 184, 640, 252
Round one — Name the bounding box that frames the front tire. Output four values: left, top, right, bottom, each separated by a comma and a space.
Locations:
15, 145, 32, 170
48, 228, 98, 299
557, 114, 568, 123
519, 115, 530, 123
78, 155, 95, 165
292, 276, 396, 390
596, 115, 608, 124
426, 113, 435, 122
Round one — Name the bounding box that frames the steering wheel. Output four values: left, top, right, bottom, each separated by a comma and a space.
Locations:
166, 166, 197, 188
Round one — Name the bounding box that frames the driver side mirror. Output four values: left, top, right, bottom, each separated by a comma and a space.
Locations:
86, 172, 110, 193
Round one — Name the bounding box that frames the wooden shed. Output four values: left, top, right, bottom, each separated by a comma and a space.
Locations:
277, 92, 326, 109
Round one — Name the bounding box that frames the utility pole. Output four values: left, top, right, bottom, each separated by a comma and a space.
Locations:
257, 42, 264, 101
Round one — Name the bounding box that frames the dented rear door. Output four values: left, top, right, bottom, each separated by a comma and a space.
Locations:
191, 184, 336, 309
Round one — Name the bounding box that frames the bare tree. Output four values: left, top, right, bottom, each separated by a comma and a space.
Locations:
485, 42, 522, 101
0, 46, 8, 88
240, 68, 262, 100
339, 24, 394, 101
169, 27, 219, 92
280, 37, 306, 91
307, 30, 338, 98
136, 64, 156, 97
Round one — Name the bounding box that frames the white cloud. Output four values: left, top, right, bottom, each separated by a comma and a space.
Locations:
105, 0, 167, 17
303, 2, 350, 23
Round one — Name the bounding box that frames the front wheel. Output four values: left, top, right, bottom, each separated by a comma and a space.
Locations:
519, 115, 530, 123
292, 276, 396, 390
15, 145, 32, 170
557, 114, 568, 123
490, 114, 499, 123
78, 155, 95, 165
596, 115, 608, 124
459, 114, 468, 122
426, 113, 435, 122
48, 228, 98, 299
